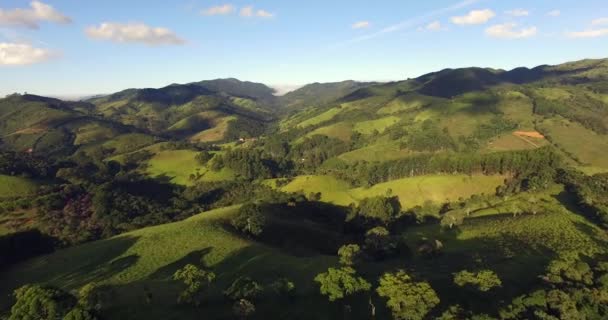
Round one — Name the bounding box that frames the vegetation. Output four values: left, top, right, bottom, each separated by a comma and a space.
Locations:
2, 58, 608, 319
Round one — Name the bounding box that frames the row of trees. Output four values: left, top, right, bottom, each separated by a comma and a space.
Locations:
330, 147, 562, 188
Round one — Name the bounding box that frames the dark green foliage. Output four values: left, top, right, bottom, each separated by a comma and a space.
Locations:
291, 135, 350, 169
224, 277, 263, 301
8, 284, 98, 320
195, 151, 214, 165
558, 169, 608, 228
231, 203, 267, 236
334, 147, 562, 187
269, 278, 296, 299
363, 227, 398, 260
453, 270, 502, 292
350, 196, 401, 225
338, 244, 363, 266
314, 267, 371, 302
403, 120, 456, 152
214, 149, 276, 180
232, 299, 256, 320
376, 270, 440, 320
172, 264, 216, 306
0, 151, 55, 178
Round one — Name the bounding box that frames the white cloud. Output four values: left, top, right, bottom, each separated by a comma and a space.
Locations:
451, 9, 495, 25
506, 9, 529, 17
256, 9, 274, 18
240, 6, 254, 17
85, 22, 186, 46
239, 6, 273, 18
566, 28, 608, 38
547, 10, 561, 17
592, 18, 608, 26
485, 23, 537, 39
424, 21, 443, 31
0, 42, 53, 65
0, 1, 71, 29
352, 21, 371, 29
201, 4, 235, 16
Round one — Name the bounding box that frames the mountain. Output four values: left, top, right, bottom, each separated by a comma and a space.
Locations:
1, 58, 608, 320
87, 80, 276, 143
283, 58, 608, 170
279, 80, 376, 111
0, 94, 147, 157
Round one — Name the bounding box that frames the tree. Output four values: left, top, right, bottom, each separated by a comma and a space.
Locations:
172, 264, 216, 306
231, 203, 267, 237
364, 227, 396, 260
314, 266, 371, 302
195, 151, 214, 165
453, 270, 502, 292
63, 307, 97, 320
9, 285, 75, 320
269, 278, 296, 299
354, 196, 401, 225
232, 299, 256, 320
376, 270, 440, 320
338, 244, 363, 266
224, 277, 263, 301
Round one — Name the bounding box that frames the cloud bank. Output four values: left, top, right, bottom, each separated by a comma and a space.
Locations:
0, 42, 53, 65
451, 9, 495, 25
0, 1, 71, 29
85, 22, 186, 46
352, 21, 371, 29
485, 23, 537, 39
202, 4, 235, 16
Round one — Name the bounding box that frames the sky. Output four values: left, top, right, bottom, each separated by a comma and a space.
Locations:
0, 0, 607, 97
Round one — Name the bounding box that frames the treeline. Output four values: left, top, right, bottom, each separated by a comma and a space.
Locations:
329, 147, 562, 187
0, 151, 56, 178
558, 169, 608, 229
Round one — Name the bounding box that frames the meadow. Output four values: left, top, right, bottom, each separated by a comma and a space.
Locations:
145, 149, 234, 186
274, 174, 505, 209
0, 206, 337, 320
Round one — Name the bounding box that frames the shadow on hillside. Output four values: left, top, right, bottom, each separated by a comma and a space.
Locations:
0, 235, 140, 310
399, 217, 559, 318
148, 247, 214, 280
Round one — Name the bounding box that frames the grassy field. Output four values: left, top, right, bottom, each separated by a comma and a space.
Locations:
146, 150, 234, 186
539, 117, 608, 168
0, 175, 39, 198
275, 174, 505, 209
306, 122, 354, 142
485, 132, 548, 152
189, 115, 236, 142
350, 175, 505, 208
337, 140, 414, 163
353, 116, 400, 135
297, 108, 342, 128
0, 206, 337, 320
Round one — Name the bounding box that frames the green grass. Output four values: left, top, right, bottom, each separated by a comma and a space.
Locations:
485, 133, 548, 152
277, 175, 357, 205
0, 175, 39, 198
337, 140, 415, 163
297, 108, 342, 128
145, 150, 234, 186
377, 94, 437, 115
350, 175, 505, 208
353, 116, 400, 135
0, 206, 336, 319
275, 174, 505, 209
306, 122, 354, 142
540, 117, 608, 168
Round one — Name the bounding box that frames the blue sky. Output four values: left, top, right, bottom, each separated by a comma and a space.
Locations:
0, 0, 607, 97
